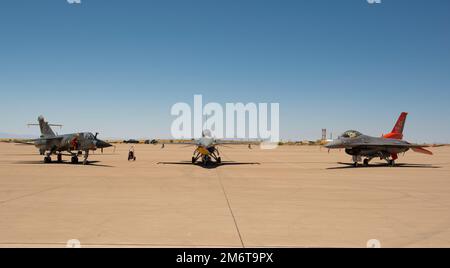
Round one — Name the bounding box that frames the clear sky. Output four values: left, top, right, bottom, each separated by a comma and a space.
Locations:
1, 0, 449, 142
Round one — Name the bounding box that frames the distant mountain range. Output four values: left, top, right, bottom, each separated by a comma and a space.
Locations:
0, 133, 37, 139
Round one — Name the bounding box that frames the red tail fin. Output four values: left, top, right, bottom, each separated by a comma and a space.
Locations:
383, 112, 408, 140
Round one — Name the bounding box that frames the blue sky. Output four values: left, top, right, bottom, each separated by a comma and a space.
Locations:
0, 0, 449, 142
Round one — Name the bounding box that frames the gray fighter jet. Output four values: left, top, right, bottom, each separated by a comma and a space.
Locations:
169, 130, 255, 166
325, 113, 432, 167
27, 116, 112, 165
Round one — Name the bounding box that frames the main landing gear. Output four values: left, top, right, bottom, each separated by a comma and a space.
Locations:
69, 150, 88, 165
383, 154, 397, 167
360, 158, 376, 167
43, 150, 89, 165
351, 155, 396, 167
44, 151, 57, 163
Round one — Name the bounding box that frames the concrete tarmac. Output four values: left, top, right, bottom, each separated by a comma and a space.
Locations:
0, 143, 449, 247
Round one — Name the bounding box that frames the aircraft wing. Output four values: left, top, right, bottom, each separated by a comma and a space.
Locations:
5, 137, 64, 145
31, 136, 64, 142
160, 140, 198, 146
174, 141, 198, 145
159, 139, 258, 146
348, 143, 430, 148
346, 142, 430, 148
214, 139, 259, 145
347, 143, 433, 155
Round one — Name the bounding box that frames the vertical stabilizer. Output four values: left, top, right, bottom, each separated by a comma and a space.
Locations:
38, 116, 56, 138
383, 112, 408, 140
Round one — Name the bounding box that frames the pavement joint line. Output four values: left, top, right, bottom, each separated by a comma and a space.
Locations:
0, 177, 101, 206
0, 242, 244, 247
0, 242, 333, 248
0, 184, 74, 206
214, 153, 245, 248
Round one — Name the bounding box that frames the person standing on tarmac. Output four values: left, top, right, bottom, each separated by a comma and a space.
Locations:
128, 145, 136, 161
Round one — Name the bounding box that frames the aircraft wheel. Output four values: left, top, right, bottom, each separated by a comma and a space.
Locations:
71, 156, 79, 164
83, 159, 88, 165
192, 157, 196, 164
389, 160, 395, 167
44, 156, 51, 163
57, 154, 63, 163
353, 162, 358, 167
363, 159, 369, 166
217, 157, 221, 164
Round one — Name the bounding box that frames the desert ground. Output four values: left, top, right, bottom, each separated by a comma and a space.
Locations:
0, 142, 449, 248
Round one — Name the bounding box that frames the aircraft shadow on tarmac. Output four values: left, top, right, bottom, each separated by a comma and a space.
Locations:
157, 161, 260, 169
327, 162, 441, 170
13, 160, 113, 168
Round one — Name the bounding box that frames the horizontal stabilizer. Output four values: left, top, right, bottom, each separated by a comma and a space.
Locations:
412, 147, 433, 155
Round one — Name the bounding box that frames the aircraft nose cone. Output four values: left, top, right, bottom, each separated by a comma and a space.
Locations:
199, 137, 213, 148
325, 139, 343, 149
96, 139, 112, 148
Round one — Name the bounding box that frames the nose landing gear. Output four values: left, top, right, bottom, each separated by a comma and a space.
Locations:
191, 147, 222, 166
44, 155, 52, 163
352, 155, 362, 167
82, 150, 89, 165
363, 158, 373, 166
71, 155, 79, 164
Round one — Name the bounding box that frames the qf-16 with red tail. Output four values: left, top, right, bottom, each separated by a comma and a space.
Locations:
325, 112, 433, 167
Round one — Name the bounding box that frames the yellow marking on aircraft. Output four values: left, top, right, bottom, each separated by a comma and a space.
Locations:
197, 147, 210, 155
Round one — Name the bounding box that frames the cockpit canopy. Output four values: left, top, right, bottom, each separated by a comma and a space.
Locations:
202, 129, 212, 138
340, 130, 362, 139
85, 132, 96, 140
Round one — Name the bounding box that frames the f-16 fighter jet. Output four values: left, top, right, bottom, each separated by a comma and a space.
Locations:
325, 112, 432, 167
169, 130, 255, 166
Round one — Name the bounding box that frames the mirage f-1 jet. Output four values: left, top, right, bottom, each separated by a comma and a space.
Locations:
26, 116, 112, 165
325, 112, 433, 167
